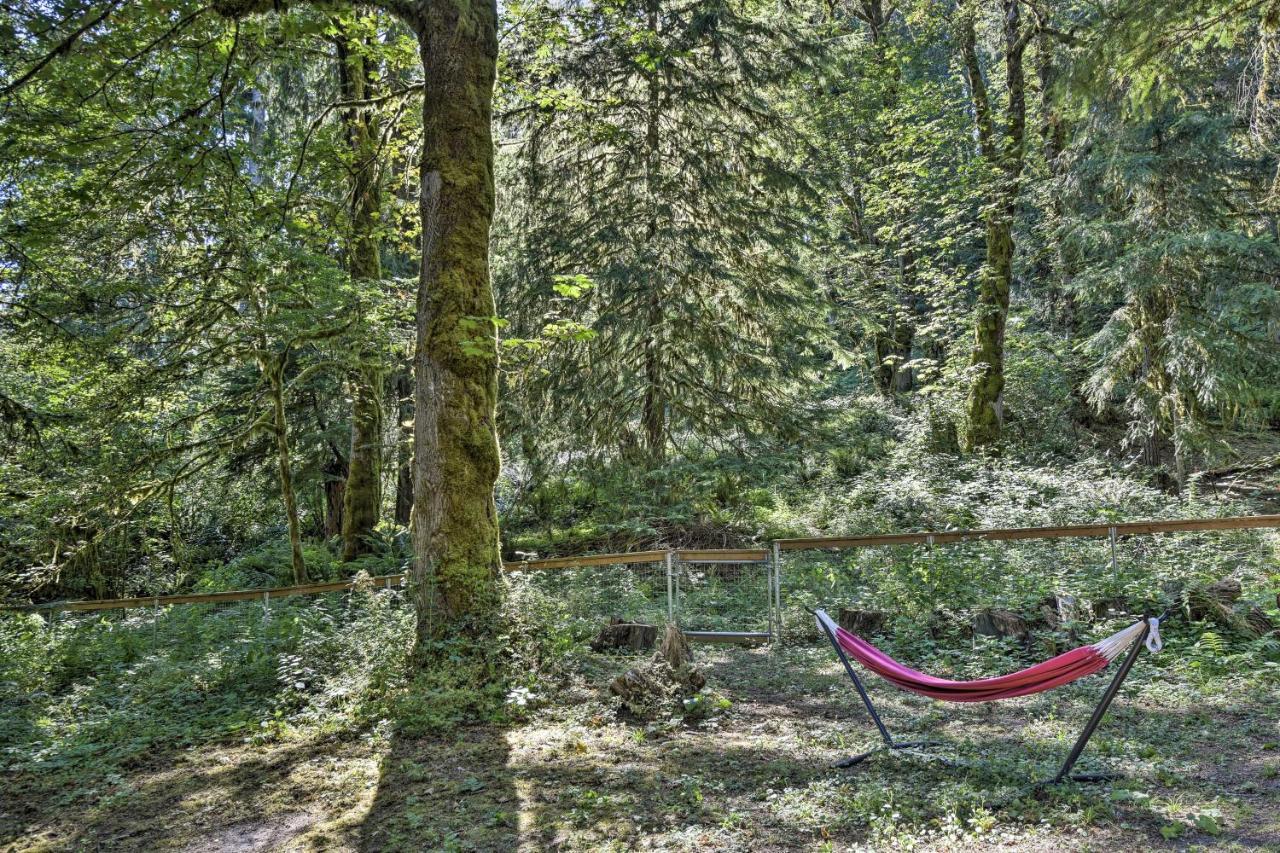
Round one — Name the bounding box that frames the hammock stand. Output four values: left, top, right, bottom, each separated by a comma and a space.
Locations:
813, 608, 1161, 784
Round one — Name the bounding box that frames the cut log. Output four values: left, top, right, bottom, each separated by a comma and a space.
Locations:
591, 618, 658, 652
1207, 578, 1243, 604
1240, 604, 1276, 638
973, 609, 1030, 641
837, 608, 887, 637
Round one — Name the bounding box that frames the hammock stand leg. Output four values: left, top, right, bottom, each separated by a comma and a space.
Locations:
1046, 621, 1149, 786
818, 613, 939, 768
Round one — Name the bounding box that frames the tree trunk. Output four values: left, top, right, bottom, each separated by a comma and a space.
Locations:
640, 0, 665, 464
964, 212, 1012, 449
1036, 32, 1075, 336
343, 371, 383, 560
409, 0, 503, 643
875, 275, 915, 395
267, 358, 308, 584
323, 451, 347, 539
393, 368, 414, 527
959, 0, 1026, 453
642, 293, 665, 462
338, 25, 385, 562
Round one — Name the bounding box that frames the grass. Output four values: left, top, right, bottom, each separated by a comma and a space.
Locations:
5, 638, 1278, 851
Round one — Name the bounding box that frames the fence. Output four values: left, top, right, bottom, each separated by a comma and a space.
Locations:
9, 514, 1280, 646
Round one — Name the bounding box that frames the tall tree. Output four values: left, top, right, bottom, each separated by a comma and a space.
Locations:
497, 0, 829, 463
213, 0, 504, 639
958, 0, 1030, 451
803, 0, 978, 400
334, 17, 387, 562
1064, 12, 1280, 483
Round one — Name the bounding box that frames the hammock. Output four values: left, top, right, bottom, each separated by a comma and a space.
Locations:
815, 609, 1161, 702
812, 607, 1164, 782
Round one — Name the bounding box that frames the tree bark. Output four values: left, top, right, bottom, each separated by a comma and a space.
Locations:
338, 25, 386, 561
409, 0, 503, 642
267, 356, 308, 584
393, 367, 414, 527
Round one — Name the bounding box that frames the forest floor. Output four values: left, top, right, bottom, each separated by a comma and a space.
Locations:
6, 644, 1279, 852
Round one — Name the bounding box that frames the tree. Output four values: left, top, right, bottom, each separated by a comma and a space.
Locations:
497, 0, 830, 465
1063, 20, 1280, 483
958, 0, 1031, 452
211, 0, 504, 640
801, 0, 979, 400
334, 16, 388, 562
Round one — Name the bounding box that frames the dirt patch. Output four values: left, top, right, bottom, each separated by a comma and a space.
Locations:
182, 812, 317, 853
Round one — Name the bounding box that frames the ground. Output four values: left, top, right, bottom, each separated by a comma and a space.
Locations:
5, 645, 1279, 852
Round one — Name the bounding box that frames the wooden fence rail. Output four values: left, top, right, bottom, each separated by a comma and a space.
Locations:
775, 513, 1280, 551
8, 514, 1278, 614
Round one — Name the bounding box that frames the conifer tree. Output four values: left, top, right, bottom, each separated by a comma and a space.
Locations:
497, 0, 830, 463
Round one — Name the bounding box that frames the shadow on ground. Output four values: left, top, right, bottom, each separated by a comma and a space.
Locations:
353, 726, 517, 851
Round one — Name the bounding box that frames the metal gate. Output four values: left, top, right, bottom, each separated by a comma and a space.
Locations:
671, 549, 774, 644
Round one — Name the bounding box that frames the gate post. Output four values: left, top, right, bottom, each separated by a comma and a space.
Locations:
772, 541, 783, 642
665, 551, 675, 623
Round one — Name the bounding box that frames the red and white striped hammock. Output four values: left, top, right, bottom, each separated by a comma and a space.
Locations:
815, 609, 1162, 703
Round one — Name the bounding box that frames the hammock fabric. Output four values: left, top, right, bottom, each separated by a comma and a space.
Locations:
815, 609, 1154, 703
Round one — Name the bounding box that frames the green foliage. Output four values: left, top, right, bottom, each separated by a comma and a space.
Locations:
0, 585, 408, 775
495, 0, 834, 462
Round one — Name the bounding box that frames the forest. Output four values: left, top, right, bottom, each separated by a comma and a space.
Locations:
2, 0, 1279, 850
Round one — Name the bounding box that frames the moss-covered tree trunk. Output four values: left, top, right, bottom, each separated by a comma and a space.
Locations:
213, 0, 505, 642
393, 367, 414, 526
338, 26, 385, 562
266, 356, 308, 584
959, 0, 1027, 453
964, 212, 1013, 448
408, 0, 503, 642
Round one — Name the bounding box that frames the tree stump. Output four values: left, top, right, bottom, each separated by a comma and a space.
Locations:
657, 623, 706, 693
591, 618, 658, 652
973, 609, 1030, 641
608, 624, 705, 718
837, 608, 887, 637
1187, 578, 1242, 623
1038, 594, 1080, 630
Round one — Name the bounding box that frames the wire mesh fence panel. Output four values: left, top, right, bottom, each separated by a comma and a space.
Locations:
674, 558, 771, 633
505, 560, 672, 640
774, 525, 1280, 644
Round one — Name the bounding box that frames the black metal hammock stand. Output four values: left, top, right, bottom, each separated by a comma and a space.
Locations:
811, 608, 1165, 784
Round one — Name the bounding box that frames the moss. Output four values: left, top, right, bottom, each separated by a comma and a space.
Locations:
342, 368, 383, 561
964, 213, 1013, 453
406, 0, 504, 644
